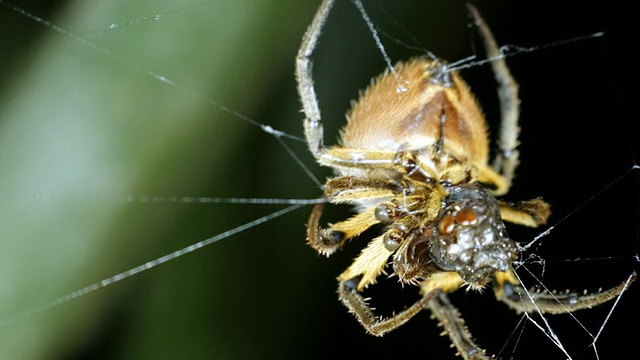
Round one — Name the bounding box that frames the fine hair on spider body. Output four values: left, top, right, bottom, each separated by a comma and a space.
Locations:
296, 1, 636, 358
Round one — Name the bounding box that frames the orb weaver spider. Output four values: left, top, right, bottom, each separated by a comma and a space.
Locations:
296, 0, 635, 358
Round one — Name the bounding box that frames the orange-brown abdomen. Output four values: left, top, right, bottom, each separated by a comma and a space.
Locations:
340, 58, 489, 168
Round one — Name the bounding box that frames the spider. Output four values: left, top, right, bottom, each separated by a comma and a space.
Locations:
296, 1, 635, 358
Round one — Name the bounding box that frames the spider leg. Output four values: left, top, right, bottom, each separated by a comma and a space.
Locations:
495, 272, 637, 314
467, 4, 520, 195
296, 0, 335, 159
498, 198, 551, 227
307, 201, 384, 256
338, 275, 438, 337
324, 176, 400, 202
318, 148, 405, 177
337, 233, 394, 289
307, 201, 346, 256
427, 292, 492, 360
307, 175, 405, 256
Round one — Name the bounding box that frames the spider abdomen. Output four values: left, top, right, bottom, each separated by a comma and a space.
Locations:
340, 58, 490, 169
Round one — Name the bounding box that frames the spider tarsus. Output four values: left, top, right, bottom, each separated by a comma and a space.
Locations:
498, 273, 636, 314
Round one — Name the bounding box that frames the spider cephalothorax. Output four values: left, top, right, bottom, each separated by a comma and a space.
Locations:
296, 1, 635, 358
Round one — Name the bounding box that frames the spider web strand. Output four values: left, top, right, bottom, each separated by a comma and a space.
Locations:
0, 204, 303, 327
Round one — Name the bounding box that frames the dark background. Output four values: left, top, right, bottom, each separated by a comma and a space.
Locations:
0, 0, 637, 359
